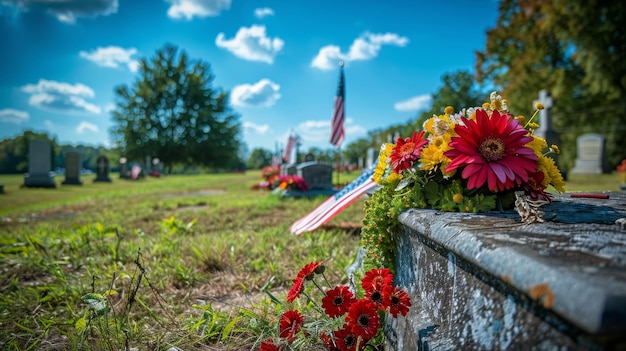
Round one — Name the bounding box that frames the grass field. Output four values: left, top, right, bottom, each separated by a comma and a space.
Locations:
0, 170, 622, 350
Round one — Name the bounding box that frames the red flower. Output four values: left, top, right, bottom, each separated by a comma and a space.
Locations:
286, 277, 304, 303
297, 261, 324, 281
279, 309, 304, 341
389, 130, 428, 173
259, 338, 279, 351
444, 109, 537, 192
366, 284, 391, 309
320, 332, 341, 351
524, 171, 552, 202
361, 267, 394, 293
345, 299, 381, 340
386, 286, 411, 317
333, 326, 361, 351
322, 285, 357, 318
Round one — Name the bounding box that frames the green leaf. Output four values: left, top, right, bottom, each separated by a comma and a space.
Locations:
81, 293, 107, 316
221, 316, 241, 342
75, 316, 87, 332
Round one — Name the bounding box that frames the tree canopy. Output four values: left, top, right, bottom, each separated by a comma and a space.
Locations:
110, 44, 242, 173
476, 0, 626, 169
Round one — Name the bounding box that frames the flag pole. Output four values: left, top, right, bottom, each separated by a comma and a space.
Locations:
336, 145, 341, 188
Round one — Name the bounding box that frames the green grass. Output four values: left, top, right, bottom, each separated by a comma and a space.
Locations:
0, 170, 622, 350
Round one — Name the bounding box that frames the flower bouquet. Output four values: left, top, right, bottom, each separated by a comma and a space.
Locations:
362, 92, 565, 266
259, 261, 410, 350
274, 175, 309, 192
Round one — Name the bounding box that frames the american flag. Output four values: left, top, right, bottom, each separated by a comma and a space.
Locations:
283, 135, 297, 163
290, 165, 378, 235
329, 63, 345, 147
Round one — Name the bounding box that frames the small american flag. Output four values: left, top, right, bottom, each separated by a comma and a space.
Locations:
329, 63, 345, 148
290, 165, 378, 235
283, 135, 297, 163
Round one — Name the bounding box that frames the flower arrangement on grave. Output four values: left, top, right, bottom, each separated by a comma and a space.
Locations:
361, 92, 566, 267
274, 175, 309, 192
617, 159, 626, 182
258, 261, 410, 350
251, 166, 281, 190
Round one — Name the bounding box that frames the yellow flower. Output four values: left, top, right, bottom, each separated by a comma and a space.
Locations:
387, 172, 403, 183
372, 143, 394, 184
535, 102, 545, 110
550, 144, 560, 155
526, 136, 548, 156
420, 135, 451, 172
515, 115, 526, 125
537, 155, 566, 193
452, 193, 463, 204
444, 106, 454, 115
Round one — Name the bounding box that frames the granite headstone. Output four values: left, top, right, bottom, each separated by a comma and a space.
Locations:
23, 140, 56, 188
62, 150, 82, 185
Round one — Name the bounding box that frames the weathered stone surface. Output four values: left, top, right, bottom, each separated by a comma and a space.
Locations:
385, 192, 626, 350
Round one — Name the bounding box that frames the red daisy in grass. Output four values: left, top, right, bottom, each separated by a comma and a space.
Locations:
385, 286, 412, 317
333, 326, 362, 351
322, 285, 357, 318
365, 284, 392, 309
279, 309, 304, 341
444, 109, 537, 192
389, 130, 428, 173
286, 277, 304, 303
345, 299, 381, 340
361, 267, 394, 293
259, 338, 280, 351
320, 332, 341, 351
296, 261, 324, 281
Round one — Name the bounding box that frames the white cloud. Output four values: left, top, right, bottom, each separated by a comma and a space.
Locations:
254, 7, 274, 19
21, 79, 101, 114
243, 121, 270, 135
216, 25, 284, 64
1, 0, 118, 24
394, 94, 432, 111
0, 108, 29, 124
293, 117, 366, 144
311, 32, 409, 70
231, 79, 280, 107
76, 121, 99, 134
166, 0, 230, 20
79, 46, 140, 72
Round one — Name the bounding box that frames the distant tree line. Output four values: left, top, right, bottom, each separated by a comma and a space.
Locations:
4, 1, 623, 174
0, 130, 119, 174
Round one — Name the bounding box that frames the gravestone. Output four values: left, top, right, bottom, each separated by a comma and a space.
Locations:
385, 193, 626, 350
23, 140, 56, 188
304, 153, 315, 162
94, 156, 112, 182
366, 147, 376, 169
119, 157, 131, 179
62, 150, 82, 185
297, 162, 333, 190
281, 163, 298, 176
570, 133, 607, 174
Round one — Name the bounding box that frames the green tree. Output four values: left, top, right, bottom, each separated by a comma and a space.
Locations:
247, 147, 273, 169
476, 0, 626, 170
0, 131, 57, 174
110, 44, 241, 173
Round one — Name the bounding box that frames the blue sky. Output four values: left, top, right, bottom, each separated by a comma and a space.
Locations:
0, 0, 499, 154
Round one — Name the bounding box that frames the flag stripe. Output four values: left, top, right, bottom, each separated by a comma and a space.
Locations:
329, 66, 345, 147
283, 135, 297, 163
290, 166, 377, 235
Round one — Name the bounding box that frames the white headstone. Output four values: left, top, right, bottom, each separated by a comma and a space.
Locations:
570, 133, 607, 174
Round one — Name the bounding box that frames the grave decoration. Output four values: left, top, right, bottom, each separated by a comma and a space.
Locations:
617, 159, 626, 190
251, 166, 309, 193
258, 261, 411, 351
362, 92, 565, 265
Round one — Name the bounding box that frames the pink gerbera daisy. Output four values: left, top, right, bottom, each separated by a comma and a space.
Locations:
444, 109, 537, 191
389, 130, 428, 173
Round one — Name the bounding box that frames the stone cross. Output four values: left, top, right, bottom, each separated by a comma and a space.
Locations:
533, 89, 561, 167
